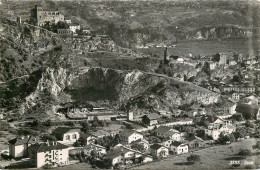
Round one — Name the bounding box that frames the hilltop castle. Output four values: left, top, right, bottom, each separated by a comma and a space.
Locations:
31, 4, 64, 26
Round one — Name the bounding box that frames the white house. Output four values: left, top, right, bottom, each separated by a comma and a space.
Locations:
83, 143, 107, 158
161, 139, 173, 148
208, 61, 216, 70
119, 129, 143, 144
223, 102, 237, 115
91, 130, 111, 139
69, 23, 80, 33
51, 128, 81, 145
164, 131, 181, 141
9, 136, 39, 158
86, 134, 98, 145
131, 138, 150, 151
150, 144, 169, 158
231, 93, 240, 102
28, 141, 69, 168
170, 141, 188, 155
205, 124, 236, 140
104, 146, 152, 165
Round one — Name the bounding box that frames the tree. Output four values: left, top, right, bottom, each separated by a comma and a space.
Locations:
81, 121, 90, 134
186, 154, 201, 162
218, 132, 230, 144
43, 119, 52, 127
77, 133, 88, 146
114, 134, 120, 142
233, 75, 241, 83
42, 134, 56, 142
90, 150, 98, 159
238, 149, 251, 158
65, 121, 75, 127
252, 141, 260, 149
56, 21, 69, 29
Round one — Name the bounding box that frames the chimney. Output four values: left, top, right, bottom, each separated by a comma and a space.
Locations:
47, 140, 49, 146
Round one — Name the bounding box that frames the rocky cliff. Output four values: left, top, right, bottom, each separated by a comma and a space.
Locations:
0, 66, 220, 116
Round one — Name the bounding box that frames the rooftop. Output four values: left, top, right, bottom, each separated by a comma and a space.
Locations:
144, 113, 160, 120
29, 142, 68, 153
154, 126, 171, 134
119, 129, 141, 138
51, 127, 81, 140
171, 141, 183, 147
150, 143, 165, 150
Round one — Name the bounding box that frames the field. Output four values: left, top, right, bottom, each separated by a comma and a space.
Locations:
138, 38, 260, 57
134, 138, 260, 169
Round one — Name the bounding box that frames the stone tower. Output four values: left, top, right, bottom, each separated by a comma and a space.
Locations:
35, 4, 44, 26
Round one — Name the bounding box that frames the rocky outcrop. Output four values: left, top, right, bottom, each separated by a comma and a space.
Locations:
65, 67, 220, 115
19, 67, 73, 115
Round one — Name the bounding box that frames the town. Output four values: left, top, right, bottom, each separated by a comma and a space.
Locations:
0, 1, 260, 170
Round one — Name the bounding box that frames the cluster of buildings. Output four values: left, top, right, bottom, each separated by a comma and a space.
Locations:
18, 4, 83, 35
6, 90, 260, 169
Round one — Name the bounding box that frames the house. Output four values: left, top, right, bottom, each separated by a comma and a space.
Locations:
150, 144, 169, 158
64, 17, 71, 24
9, 136, 39, 158
223, 102, 237, 115
170, 141, 188, 155
163, 118, 193, 126
208, 117, 232, 129
131, 138, 150, 151
186, 135, 205, 149
86, 134, 98, 145
223, 86, 255, 94
208, 61, 216, 70
161, 139, 173, 148
57, 29, 71, 36
28, 141, 69, 168
83, 143, 107, 158
91, 130, 110, 139
104, 146, 151, 165
187, 107, 206, 117
119, 129, 143, 144
51, 128, 81, 145
205, 124, 236, 140
228, 59, 237, 66
154, 126, 172, 138
142, 113, 160, 125
231, 93, 240, 102
164, 131, 181, 141
69, 23, 80, 33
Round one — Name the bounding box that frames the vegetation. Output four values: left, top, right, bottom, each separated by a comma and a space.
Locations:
186, 154, 201, 162
238, 149, 251, 158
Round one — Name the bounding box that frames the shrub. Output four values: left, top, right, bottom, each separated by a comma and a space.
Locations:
186, 154, 201, 162
238, 149, 251, 158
